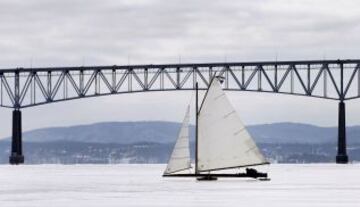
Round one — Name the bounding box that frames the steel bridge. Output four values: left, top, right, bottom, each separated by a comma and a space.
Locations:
1, 59, 360, 164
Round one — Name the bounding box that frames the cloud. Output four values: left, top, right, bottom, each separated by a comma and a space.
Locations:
0, 0, 360, 138
0, 0, 359, 67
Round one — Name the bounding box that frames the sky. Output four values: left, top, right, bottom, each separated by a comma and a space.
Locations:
0, 0, 360, 139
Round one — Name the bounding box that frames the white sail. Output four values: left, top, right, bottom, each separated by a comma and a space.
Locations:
164, 106, 192, 175
197, 78, 267, 172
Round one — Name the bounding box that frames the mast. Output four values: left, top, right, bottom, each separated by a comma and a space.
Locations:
195, 82, 199, 174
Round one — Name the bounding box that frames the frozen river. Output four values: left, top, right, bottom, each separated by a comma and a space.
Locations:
0, 164, 359, 207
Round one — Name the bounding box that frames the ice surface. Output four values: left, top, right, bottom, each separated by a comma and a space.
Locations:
0, 164, 359, 207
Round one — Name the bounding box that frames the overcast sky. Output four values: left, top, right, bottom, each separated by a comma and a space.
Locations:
1, 0, 360, 139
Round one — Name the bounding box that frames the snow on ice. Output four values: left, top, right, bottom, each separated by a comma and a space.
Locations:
0, 164, 359, 207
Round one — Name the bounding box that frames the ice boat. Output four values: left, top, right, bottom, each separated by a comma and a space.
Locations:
163, 77, 269, 181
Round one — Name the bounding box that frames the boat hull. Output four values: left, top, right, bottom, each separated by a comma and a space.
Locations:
163, 171, 269, 180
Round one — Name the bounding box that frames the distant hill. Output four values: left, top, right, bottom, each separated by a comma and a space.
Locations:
1, 121, 360, 144
1, 121, 360, 164
19, 121, 188, 144
248, 123, 337, 143
249, 122, 360, 144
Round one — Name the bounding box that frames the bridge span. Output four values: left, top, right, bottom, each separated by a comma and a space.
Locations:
1, 59, 359, 164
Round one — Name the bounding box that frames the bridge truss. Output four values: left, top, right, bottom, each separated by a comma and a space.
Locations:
1, 59, 359, 164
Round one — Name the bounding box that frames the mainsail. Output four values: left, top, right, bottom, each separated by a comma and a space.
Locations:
197, 78, 268, 172
164, 106, 192, 175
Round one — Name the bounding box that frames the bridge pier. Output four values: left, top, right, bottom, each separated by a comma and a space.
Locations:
336, 101, 348, 164
9, 109, 24, 165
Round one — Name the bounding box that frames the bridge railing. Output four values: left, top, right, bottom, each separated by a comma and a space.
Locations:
0, 59, 360, 108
